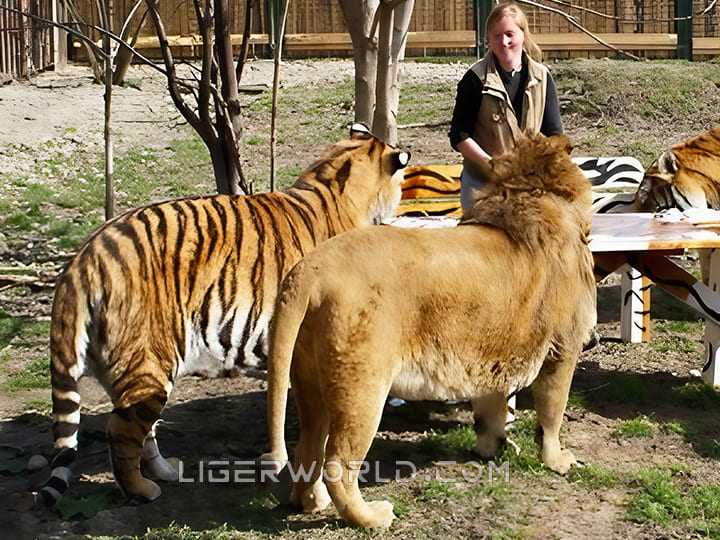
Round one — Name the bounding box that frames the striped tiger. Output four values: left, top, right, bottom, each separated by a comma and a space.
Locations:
634, 125, 720, 284
38, 124, 410, 506
635, 126, 720, 212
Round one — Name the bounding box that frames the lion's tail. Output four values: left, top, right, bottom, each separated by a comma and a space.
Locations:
258, 260, 313, 478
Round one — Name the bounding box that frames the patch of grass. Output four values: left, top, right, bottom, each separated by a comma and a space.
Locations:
499, 416, 544, 473
419, 424, 475, 458
627, 467, 720, 533
0, 308, 23, 349
653, 319, 704, 334
420, 478, 457, 500
3, 356, 50, 391
398, 82, 455, 125
627, 467, 689, 526
650, 334, 702, 354
24, 397, 52, 414
387, 495, 409, 517
0, 309, 49, 349
660, 420, 686, 436
568, 463, 621, 490
567, 388, 590, 409
591, 374, 652, 404
671, 381, 720, 409
273, 166, 305, 191
612, 414, 655, 438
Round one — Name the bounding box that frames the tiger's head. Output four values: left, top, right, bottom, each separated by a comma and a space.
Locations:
291, 124, 411, 225
634, 126, 720, 212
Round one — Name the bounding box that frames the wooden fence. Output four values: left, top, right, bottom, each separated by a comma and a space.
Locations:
122, 0, 720, 60
1, 0, 719, 80
0, 0, 56, 79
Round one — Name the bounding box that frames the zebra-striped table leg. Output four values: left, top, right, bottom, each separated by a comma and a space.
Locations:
703, 249, 720, 387
620, 266, 652, 343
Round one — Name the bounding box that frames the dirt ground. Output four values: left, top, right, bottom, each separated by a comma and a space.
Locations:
1, 58, 720, 539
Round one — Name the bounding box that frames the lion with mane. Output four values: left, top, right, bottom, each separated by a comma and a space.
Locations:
259, 132, 597, 529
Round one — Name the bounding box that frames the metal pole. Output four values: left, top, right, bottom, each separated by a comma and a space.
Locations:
475, 0, 494, 59
676, 0, 692, 60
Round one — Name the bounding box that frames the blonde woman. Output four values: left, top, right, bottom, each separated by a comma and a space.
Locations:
449, 2, 564, 211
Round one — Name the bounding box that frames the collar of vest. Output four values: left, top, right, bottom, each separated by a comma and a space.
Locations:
472, 52, 546, 98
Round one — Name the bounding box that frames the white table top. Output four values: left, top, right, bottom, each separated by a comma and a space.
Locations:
590, 213, 720, 253
388, 212, 720, 254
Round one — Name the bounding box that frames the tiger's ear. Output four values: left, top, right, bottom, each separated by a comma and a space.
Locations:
393, 151, 411, 171
350, 123, 372, 140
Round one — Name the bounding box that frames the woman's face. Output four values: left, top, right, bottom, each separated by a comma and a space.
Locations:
488, 15, 525, 71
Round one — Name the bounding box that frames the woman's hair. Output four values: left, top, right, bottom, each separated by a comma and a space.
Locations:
486, 2, 543, 62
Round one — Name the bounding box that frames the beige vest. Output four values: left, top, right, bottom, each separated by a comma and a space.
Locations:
469, 53, 549, 157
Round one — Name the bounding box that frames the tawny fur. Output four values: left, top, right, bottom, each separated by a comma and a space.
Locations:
40, 126, 409, 506
259, 132, 597, 529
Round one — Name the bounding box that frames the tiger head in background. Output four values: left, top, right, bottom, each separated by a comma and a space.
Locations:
38, 124, 410, 507
633, 126, 720, 283
634, 126, 720, 212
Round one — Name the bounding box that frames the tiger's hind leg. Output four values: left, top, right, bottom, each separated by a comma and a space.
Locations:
107, 393, 168, 502
141, 423, 179, 481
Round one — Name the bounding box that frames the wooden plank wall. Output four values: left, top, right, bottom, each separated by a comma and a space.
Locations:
2, 1, 714, 79
0, 0, 55, 78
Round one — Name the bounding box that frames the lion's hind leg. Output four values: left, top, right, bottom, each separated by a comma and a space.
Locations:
289, 368, 332, 513
322, 380, 395, 529
530, 352, 578, 474
471, 391, 510, 458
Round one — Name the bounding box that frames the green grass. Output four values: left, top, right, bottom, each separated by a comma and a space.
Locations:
499, 416, 544, 473
0, 131, 215, 257
567, 463, 620, 490
3, 356, 50, 391
613, 414, 656, 438
397, 82, 455, 125
419, 425, 476, 457
626, 467, 720, 533
0, 308, 48, 348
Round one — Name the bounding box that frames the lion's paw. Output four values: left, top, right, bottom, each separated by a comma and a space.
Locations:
365, 500, 396, 529
301, 482, 332, 513
544, 448, 577, 475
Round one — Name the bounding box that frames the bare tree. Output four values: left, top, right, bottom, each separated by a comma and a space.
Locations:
145, 0, 251, 194
339, 0, 414, 146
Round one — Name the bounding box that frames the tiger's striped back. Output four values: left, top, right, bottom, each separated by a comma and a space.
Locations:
40, 125, 410, 505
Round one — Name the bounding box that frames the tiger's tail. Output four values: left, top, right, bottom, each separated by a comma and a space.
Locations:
37, 271, 90, 506
257, 260, 313, 481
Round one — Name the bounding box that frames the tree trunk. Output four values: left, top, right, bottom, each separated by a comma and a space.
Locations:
338, 0, 379, 128
339, 0, 413, 146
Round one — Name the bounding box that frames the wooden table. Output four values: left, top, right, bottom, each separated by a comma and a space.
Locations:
591, 213, 720, 386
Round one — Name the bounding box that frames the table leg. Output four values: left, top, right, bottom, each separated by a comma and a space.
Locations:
704, 249, 720, 387
620, 266, 652, 343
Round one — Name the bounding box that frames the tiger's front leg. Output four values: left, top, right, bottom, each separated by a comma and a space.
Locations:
107, 394, 168, 502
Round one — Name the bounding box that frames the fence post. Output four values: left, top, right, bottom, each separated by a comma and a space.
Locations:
675, 0, 692, 60
475, 0, 494, 59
